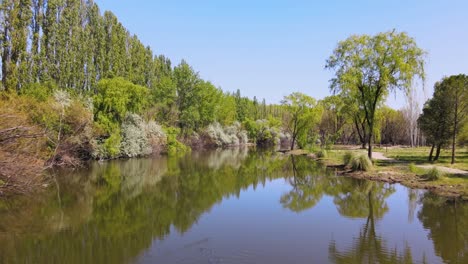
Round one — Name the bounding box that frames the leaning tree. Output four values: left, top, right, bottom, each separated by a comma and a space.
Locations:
326, 30, 426, 159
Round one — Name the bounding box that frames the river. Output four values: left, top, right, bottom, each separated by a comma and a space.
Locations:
0, 148, 466, 263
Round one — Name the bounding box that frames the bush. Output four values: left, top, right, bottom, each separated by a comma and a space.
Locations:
120, 113, 151, 158
203, 121, 249, 147
92, 129, 122, 159
425, 167, 444, 181
243, 119, 280, 146
145, 120, 166, 153
21, 82, 57, 102
409, 163, 418, 173
165, 127, 190, 155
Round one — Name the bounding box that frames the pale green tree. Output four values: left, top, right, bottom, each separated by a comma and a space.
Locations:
326, 30, 426, 158
281, 92, 321, 150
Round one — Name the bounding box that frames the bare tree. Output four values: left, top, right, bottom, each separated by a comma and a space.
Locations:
403, 87, 422, 147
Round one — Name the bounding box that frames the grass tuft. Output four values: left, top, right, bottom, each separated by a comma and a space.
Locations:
343, 151, 354, 167
425, 167, 445, 181
409, 163, 418, 173
351, 154, 373, 172
343, 152, 373, 171
316, 149, 328, 158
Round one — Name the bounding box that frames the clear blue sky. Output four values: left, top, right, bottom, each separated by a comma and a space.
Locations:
95, 0, 468, 108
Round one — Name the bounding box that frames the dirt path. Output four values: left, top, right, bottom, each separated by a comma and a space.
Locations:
372, 152, 394, 161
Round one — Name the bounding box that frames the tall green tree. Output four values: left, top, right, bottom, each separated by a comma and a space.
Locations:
1, 0, 32, 91
419, 75, 468, 163
281, 92, 321, 150
326, 30, 426, 158
418, 82, 453, 161
444, 74, 468, 164
173, 60, 201, 132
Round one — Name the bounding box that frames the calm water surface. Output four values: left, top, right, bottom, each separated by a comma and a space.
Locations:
0, 149, 466, 264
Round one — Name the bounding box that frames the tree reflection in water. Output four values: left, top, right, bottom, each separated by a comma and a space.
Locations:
279, 155, 433, 264
418, 194, 468, 264
0, 150, 464, 264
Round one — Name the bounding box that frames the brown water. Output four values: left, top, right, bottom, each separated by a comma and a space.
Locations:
0, 149, 466, 264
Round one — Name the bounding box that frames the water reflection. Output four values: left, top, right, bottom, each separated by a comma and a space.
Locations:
327, 182, 415, 264
0, 149, 465, 263
418, 194, 468, 264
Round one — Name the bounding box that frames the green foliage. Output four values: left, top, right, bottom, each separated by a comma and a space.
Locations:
93, 78, 148, 134
282, 92, 322, 150
93, 129, 122, 159
165, 127, 190, 155
419, 74, 468, 163
409, 163, 418, 173
20, 82, 57, 101
214, 93, 237, 125
151, 75, 177, 125
243, 118, 281, 146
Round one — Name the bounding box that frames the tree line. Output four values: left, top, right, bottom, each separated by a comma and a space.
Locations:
1, 1, 466, 164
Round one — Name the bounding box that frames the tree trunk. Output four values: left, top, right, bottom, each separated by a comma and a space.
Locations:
367, 131, 373, 159
290, 135, 296, 151
428, 143, 435, 162
434, 143, 442, 161
451, 109, 458, 164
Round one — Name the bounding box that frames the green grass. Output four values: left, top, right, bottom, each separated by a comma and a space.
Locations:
375, 146, 468, 171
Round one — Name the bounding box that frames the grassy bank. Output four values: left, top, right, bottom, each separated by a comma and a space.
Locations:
287, 146, 468, 200
374, 146, 468, 171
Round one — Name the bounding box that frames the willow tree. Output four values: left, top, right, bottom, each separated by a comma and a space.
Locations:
326, 30, 426, 159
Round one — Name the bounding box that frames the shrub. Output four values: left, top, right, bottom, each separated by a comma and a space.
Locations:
254, 119, 280, 146
238, 131, 249, 145
92, 129, 122, 159
120, 113, 151, 158
205, 122, 230, 146
165, 127, 190, 155
21, 82, 57, 102
203, 121, 249, 147
425, 167, 444, 181
145, 120, 166, 153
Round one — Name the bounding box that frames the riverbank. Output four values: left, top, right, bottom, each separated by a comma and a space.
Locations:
284, 147, 468, 201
